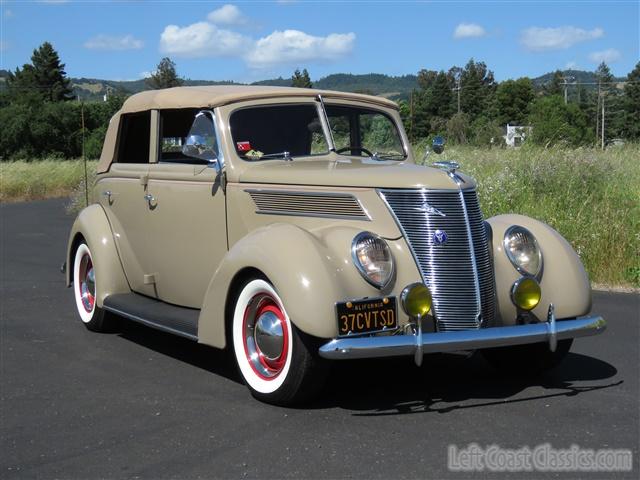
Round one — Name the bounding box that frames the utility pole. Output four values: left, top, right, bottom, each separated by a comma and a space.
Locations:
596, 81, 601, 142
455, 75, 461, 113
409, 90, 414, 141
561, 76, 574, 104
601, 93, 605, 150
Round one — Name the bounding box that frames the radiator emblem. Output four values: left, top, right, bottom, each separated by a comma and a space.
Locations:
414, 201, 446, 217
433, 229, 449, 245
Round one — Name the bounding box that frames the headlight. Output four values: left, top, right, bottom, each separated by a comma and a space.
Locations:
351, 232, 394, 288
503, 226, 542, 276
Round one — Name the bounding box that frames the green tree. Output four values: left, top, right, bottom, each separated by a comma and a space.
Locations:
528, 95, 588, 147
545, 70, 563, 96
623, 61, 640, 140
492, 77, 535, 126
458, 59, 496, 121
146, 57, 183, 90
7, 42, 73, 102
446, 112, 471, 144
291, 68, 313, 88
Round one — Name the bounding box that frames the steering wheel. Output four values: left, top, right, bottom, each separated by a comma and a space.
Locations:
335, 146, 374, 157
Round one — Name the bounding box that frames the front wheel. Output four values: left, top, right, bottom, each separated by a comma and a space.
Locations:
73, 242, 116, 332
231, 278, 327, 405
481, 339, 573, 376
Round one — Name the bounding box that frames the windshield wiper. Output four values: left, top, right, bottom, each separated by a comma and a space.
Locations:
260, 151, 293, 161
375, 152, 407, 160
245, 150, 293, 161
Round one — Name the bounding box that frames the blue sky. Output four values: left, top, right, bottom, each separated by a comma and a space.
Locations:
1, 1, 638, 82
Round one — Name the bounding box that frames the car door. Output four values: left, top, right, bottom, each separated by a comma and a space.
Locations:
98, 110, 157, 298
144, 109, 227, 308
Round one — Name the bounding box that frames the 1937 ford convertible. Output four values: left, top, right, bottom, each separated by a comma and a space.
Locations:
65, 86, 606, 405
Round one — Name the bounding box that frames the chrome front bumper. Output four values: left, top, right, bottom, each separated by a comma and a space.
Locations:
318, 309, 606, 365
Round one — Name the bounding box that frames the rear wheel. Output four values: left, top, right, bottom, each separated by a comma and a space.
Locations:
73, 242, 116, 332
481, 339, 573, 376
231, 278, 327, 405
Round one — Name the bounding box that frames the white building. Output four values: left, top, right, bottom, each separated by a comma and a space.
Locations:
503, 124, 532, 147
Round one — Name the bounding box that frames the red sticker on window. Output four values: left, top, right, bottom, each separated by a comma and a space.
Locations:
236, 141, 251, 152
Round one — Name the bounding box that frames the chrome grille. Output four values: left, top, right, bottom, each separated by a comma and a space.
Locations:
246, 189, 368, 220
379, 189, 495, 331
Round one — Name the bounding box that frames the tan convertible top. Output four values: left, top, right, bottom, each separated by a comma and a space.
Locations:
120, 85, 399, 113
98, 85, 399, 173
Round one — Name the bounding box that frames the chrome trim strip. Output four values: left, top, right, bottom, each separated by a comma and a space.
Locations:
102, 305, 199, 342
458, 189, 483, 325
319, 314, 606, 360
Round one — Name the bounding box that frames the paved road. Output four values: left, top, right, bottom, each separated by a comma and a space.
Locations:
1, 199, 638, 479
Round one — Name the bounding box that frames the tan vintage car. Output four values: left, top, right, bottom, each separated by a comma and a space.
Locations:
66, 85, 606, 405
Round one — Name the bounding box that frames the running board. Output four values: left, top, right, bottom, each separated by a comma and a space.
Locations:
103, 293, 199, 341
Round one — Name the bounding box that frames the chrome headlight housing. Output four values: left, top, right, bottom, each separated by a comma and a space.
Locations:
503, 226, 542, 276
351, 232, 394, 288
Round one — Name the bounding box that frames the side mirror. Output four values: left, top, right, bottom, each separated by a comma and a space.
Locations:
432, 136, 445, 154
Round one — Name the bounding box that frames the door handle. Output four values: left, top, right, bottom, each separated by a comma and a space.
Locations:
144, 193, 156, 206
102, 190, 113, 202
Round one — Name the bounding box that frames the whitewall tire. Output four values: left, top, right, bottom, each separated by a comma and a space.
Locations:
72, 242, 115, 332
231, 278, 327, 405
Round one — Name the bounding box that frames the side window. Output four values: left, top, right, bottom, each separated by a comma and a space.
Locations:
159, 109, 219, 164
116, 111, 151, 164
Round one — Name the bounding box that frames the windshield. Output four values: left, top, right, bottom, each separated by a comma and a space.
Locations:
230, 104, 329, 160
325, 105, 406, 160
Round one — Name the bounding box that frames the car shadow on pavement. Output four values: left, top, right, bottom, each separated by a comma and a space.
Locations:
310, 351, 621, 415
117, 320, 243, 384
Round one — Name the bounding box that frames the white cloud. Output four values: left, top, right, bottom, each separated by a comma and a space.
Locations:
160, 22, 251, 58
453, 23, 486, 39
565, 60, 578, 69
207, 4, 246, 26
84, 34, 144, 51
245, 30, 355, 68
589, 48, 621, 63
520, 26, 603, 51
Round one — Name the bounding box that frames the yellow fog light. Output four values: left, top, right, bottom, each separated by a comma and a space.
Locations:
511, 277, 541, 311
400, 283, 432, 318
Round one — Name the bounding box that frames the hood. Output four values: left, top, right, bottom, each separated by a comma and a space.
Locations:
237, 156, 477, 190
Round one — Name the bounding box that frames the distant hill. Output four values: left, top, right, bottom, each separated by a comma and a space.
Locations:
532, 69, 626, 90
0, 69, 628, 101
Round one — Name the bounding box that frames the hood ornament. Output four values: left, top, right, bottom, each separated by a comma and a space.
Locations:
432, 160, 466, 185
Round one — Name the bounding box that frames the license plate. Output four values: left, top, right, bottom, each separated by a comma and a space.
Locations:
336, 297, 397, 336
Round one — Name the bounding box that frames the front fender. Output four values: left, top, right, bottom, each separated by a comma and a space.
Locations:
66, 204, 130, 307
197, 223, 419, 349
487, 214, 591, 325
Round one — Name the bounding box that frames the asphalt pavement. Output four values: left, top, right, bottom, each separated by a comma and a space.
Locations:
1, 199, 638, 479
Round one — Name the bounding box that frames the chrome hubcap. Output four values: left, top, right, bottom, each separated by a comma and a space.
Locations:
79, 253, 95, 313
243, 293, 288, 379
254, 311, 284, 360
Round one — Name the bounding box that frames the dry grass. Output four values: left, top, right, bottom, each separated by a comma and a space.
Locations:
0, 159, 97, 203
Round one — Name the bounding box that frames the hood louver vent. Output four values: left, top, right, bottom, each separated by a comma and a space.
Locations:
246, 189, 369, 221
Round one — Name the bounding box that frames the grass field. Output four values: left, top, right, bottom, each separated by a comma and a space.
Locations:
0, 159, 98, 203
1, 145, 638, 287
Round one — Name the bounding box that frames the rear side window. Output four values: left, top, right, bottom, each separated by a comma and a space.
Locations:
116, 111, 151, 164
159, 108, 204, 163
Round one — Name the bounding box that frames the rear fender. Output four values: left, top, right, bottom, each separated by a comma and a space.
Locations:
66, 204, 130, 307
